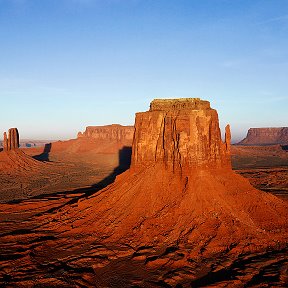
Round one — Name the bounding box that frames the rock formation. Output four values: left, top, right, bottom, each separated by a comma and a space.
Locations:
77, 124, 134, 143
1, 99, 288, 287
239, 127, 288, 145
49, 124, 134, 155
51, 98, 287, 252
0, 128, 44, 172
132, 98, 231, 170
3, 128, 19, 151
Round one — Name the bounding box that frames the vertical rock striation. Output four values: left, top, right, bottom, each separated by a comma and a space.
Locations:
3, 132, 8, 151
31, 98, 288, 287
56, 97, 287, 252
132, 98, 231, 170
3, 128, 19, 151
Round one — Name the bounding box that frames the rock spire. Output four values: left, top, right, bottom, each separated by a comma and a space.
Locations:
3, 128, 19, 151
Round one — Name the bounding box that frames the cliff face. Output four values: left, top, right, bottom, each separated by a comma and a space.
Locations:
45, 98, 288, 261
239, 127, 288, 145
3, 128, 19, 151
77, 124, 134, 143
4, 99, 287, 287
40, 125, 134, 155
132, 98, 231, 170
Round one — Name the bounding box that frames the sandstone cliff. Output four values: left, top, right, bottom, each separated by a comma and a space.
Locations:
239, 127, 288, 145
47, 124, 134, 155
48, 98, 287, 254
77, 124, 134, 143
3, 128, 19, 151
132, 98, 231, 170
2, 100, 288, 287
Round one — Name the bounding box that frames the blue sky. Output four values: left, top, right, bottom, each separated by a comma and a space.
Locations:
0, 0, 287, 141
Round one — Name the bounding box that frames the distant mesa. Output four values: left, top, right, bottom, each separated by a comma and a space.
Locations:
77, 124, 134, 142
19, 140, 56, 148
238, 127, 288, 145
41, 124, 135, 157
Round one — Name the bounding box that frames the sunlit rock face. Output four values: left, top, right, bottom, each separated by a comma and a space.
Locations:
132, 98, 231, 170
239, 127, 288, 145
1, 100, 287, 287
77, 124, 134, 142
3, 128, 19, 151
0, 128, 44, 172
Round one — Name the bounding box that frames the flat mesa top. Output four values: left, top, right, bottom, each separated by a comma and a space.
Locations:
150, 98, 211, 111
86, 124, 133, 129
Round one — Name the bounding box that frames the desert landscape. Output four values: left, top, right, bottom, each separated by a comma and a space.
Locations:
1, 1, 288, 287
0, 98, 287, 287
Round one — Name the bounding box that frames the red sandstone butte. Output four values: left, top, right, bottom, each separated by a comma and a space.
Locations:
239, 127, 288, 145
3, 128, 19, 151
0, 128, 43, 171
49, 98, 287, 256
132, 98, 231, 170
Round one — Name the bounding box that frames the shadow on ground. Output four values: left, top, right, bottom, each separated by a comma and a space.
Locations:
281, 145, 288, 151
8, 146, 132, 208
33, 143, 52, 161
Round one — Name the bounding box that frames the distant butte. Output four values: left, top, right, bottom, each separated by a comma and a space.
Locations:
77, 124, 134, 143
238, 127, 288, 145
0, 128, 44, 172
3, 128, 19, 151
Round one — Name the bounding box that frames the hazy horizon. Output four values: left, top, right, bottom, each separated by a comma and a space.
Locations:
1, 0, 287, 142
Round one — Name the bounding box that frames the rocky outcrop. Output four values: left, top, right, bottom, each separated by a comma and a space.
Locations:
52, 98, 287, 251
3, 128, 19, 151
239, 127, 288, 145
132, 98, 231, 170
77, 124, 134, 143
0, 128, 46, 172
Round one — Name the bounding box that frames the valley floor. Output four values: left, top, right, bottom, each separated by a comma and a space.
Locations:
0, 144, 287, 287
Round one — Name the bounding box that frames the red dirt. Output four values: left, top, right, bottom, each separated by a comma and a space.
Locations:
0, 100, 287, 287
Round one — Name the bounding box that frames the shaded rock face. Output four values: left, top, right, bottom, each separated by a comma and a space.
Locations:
132, 98, 231, 170
77, 124, 134, 142
3, 128, 19, 151
239, 127, 288, 145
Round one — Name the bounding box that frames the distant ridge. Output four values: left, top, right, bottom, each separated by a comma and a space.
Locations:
238, 127, 288, 145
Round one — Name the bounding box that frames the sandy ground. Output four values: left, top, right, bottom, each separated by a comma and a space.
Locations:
1, 144, 286, 203
231, 144, 288, 201
0, 146, 126, 203
0, 144, 287, 287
